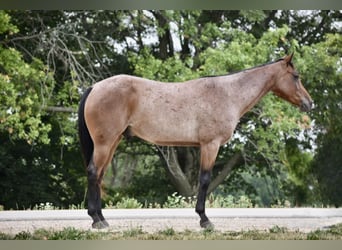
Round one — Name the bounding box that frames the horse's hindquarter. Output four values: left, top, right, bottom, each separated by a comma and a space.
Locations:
84, 75, 138, 145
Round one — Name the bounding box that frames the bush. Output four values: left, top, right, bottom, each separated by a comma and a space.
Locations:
163, 192, 197, 208
106, 197, 143, 209
162, 192, 255, 208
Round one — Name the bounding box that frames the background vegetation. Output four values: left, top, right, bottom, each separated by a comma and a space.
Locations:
0, 10, 341, 210
2, 224, 342, 240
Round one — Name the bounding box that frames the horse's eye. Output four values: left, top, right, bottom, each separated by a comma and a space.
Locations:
293, 73, 299, 80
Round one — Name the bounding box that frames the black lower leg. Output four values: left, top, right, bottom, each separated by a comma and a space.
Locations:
96, 184, 109, 227
96, 170, 109, 226
195, 170, 213, 228
90, 192, 108, 228
87, 160, 108, 228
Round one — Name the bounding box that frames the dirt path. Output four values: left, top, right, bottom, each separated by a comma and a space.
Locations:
1, 208, 342, 234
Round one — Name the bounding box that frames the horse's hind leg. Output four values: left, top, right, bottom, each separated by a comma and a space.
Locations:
88, 137, 122, 229
87, 157, 107, 228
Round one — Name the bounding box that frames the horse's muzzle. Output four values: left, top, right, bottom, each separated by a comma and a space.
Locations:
300, 99, 314, 112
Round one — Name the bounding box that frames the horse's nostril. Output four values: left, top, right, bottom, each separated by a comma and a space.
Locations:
300, 99, 314, 112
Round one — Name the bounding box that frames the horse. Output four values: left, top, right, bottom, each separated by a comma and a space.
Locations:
78, 53, 313, 229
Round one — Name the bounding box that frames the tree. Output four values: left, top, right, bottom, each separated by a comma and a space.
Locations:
0, 11, 85, 209
300, 33, 342, 206
0, 11, 53, 145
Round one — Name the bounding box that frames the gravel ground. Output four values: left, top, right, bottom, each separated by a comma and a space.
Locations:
2, 217, 342, 235
1, 208, 342, 234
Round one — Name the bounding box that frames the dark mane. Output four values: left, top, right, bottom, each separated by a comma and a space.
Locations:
201, 58, 284, 78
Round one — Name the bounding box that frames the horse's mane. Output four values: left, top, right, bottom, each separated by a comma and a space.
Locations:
201, 58, 285, 79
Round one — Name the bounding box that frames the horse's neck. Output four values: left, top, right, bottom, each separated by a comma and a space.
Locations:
224, 64, 278, 117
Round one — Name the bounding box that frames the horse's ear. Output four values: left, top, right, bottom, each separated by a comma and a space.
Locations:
284, 52, 294, 65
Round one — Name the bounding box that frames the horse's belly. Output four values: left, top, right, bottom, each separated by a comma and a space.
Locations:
130, 121, 200, 147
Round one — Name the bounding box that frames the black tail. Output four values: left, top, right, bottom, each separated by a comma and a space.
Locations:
78, 87, 93, 167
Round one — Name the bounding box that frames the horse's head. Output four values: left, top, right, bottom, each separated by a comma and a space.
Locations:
271, 53, 313, 112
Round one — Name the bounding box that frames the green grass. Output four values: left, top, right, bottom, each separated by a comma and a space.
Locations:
1, 224, 342, 240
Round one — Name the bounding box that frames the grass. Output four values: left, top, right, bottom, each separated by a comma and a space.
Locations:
1, 224, 342, 240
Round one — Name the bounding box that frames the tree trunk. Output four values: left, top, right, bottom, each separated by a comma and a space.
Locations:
110, 153, 137, 188
156, 146, 194, 196
157, 145, 244, 197
176, 147, 200, 190
152, 10, 174, 60
208, 151, 244, 194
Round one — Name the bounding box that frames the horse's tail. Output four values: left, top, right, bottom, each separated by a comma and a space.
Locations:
78, 87, 93, 167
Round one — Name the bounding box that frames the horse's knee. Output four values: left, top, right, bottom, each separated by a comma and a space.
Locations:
199, 170, 211, 188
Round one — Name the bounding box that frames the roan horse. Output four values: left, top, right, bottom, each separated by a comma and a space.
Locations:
78, 53, 313, 229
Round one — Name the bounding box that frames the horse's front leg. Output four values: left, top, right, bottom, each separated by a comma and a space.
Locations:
195, 141, 220, 229
196, 170, 213, 228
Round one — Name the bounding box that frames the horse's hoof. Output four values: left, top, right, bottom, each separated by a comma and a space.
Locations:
92, 220, 109, 229
200, 219, 214, 230
101, 219, 109, 227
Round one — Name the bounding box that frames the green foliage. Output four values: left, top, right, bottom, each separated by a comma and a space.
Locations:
106, 197, 143, 209
162, 192, 254, 208
32, 202, 56, 210
163, 192, 197, 208
0, 11, 18, 34
0, 11, 87, 210
312, 135, 342, 206
0, 11, 54, 145
269, 225, 288, 234
207, 193, 254, 208
239, 10, 267, 23
298, 33, 342, 206
159, 227, 176, 236
0, 50, 53, 144
199, 25, 291, 75
103, 148, 174, 208
0, 134, 86, 209
130, 49, 196, 82
122, 227, 144, 238
298, 33, 342, 131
